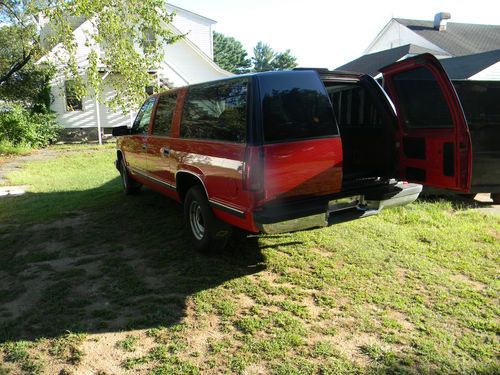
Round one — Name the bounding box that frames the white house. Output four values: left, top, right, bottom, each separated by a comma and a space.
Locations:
40, 4, 231, 142
338, 13, 500, 80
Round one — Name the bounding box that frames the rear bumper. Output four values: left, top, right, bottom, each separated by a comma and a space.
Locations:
254, 182, 422, 234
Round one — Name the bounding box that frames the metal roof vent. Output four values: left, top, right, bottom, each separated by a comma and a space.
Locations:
434, 12, 451, 31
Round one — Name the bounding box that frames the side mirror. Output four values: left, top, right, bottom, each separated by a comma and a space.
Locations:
112, 125, 131, 136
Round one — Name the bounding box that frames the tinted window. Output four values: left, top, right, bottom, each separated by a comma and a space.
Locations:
152, 93, 178, 136
132, 97, 156, 134
391, 67, 453, 129
65, 80, 83, 111
454, 81, 500, 127
181, 78, 248, 143
259, 72, 338, 143
327, 84, 383, 127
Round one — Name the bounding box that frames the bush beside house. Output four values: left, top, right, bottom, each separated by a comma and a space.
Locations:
0, 103, 61, 153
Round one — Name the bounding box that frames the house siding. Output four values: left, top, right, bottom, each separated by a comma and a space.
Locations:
365, 20, 447, 55
167, 5, 214, 58
470, 61, 500, 80
43, 6, 229, 131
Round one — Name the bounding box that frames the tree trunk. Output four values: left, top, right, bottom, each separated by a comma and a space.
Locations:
0, 51, 33, 86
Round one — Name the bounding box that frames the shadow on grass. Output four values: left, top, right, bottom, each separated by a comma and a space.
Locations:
0, 178, 266, 342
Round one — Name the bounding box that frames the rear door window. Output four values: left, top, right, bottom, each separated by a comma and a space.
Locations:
180, 78, 248, 143
259, 71, 338, 143
390, 67, 453, 129
152, 92, 178, 136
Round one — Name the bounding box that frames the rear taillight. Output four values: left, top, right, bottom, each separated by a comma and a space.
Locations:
243, 146, 264, 192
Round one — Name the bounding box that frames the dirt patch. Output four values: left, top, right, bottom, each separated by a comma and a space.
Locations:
449, 273, 487, 291
488, 229, 500, 240
74, 330, 155, 375
236, 293, 256, 310
0, 149, 62, 185
30, 213, 90, 232
385, 310, 414, 331
243, 363, 268, 375
309, 247, 333, 257
327, 331, 382, 367
1, 277, 46, 320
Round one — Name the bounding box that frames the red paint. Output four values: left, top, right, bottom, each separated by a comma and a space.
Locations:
117, 59, 469, 236
261, 138, 343, 203
381, 53, 472, 192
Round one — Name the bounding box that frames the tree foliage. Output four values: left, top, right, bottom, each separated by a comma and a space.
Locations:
0, 0, 182, 111
0, 25, 55, 110
213, 34, 298, 74
252, 41, 298, 72
213, 31, 251, 74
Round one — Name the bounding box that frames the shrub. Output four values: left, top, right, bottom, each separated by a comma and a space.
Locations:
0, 139, 31, 156
0, 103, 61, 148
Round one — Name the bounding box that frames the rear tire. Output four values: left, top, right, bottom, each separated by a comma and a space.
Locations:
491, 193, 500, 204
184, 186, 231, 252
119, 158, 141, 195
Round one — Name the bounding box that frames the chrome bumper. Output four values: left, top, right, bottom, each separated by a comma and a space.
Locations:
258, 182, 422, 234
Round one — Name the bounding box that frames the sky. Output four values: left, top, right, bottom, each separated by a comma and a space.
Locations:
174, 0, 500, 69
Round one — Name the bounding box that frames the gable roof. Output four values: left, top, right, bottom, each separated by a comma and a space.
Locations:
167, 3, 216, 24
394, 18, 500, 56
336, 44, 448, 76
440, 49, 500, 79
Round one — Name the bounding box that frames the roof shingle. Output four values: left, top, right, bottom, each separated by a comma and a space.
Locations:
395, 18, 500, 56
336, 44, 448, 76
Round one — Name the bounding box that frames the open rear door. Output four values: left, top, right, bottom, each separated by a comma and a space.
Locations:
380, 53, 471, 192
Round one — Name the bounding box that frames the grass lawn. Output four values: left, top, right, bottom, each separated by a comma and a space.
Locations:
0, 147, 498, 374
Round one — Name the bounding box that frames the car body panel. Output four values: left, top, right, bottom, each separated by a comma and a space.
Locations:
380, 53, 472, 192
453, 80, 500, 193
115, 67, 429, 235
261, 137, 343, 202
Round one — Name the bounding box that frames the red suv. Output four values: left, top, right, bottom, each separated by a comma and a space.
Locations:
113, 54, 471, 251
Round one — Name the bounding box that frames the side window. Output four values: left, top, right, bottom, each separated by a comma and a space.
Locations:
180, 78, 248, 143
152, 93, 178, 136
133, 97, 156, 135
327, 84, 383, 127
65, 80, 83, 111
390, 67, 453, 129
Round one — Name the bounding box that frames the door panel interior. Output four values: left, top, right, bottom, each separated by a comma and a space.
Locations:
380, 54, 472, 192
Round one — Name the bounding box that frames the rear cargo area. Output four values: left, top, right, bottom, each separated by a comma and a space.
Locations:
324, 79, 397, 190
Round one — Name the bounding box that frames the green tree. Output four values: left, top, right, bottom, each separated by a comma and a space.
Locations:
213, 31, 251, 74
0, 25, 55, 110
252, 41, 275, 72
272, 49, 298, 71
252, 41, 298, 72
0, 0, 182, 111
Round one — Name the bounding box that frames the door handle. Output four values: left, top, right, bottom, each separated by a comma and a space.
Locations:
160, 147, 170, 156
141, 144, 147, 151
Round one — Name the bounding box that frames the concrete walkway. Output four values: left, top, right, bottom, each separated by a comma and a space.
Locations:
474, 193, 500, 215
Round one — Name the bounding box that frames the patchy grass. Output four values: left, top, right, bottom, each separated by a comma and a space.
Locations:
0, 147, 498, 374
116, 335, 139, 352
0, 140, 31, 161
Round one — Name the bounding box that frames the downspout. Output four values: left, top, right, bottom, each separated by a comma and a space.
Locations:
95, 71, 110, 145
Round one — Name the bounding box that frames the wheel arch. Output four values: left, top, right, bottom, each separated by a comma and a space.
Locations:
176, 171, 208, 203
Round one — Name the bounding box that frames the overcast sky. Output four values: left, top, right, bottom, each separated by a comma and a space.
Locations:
175, 0, 500, 68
